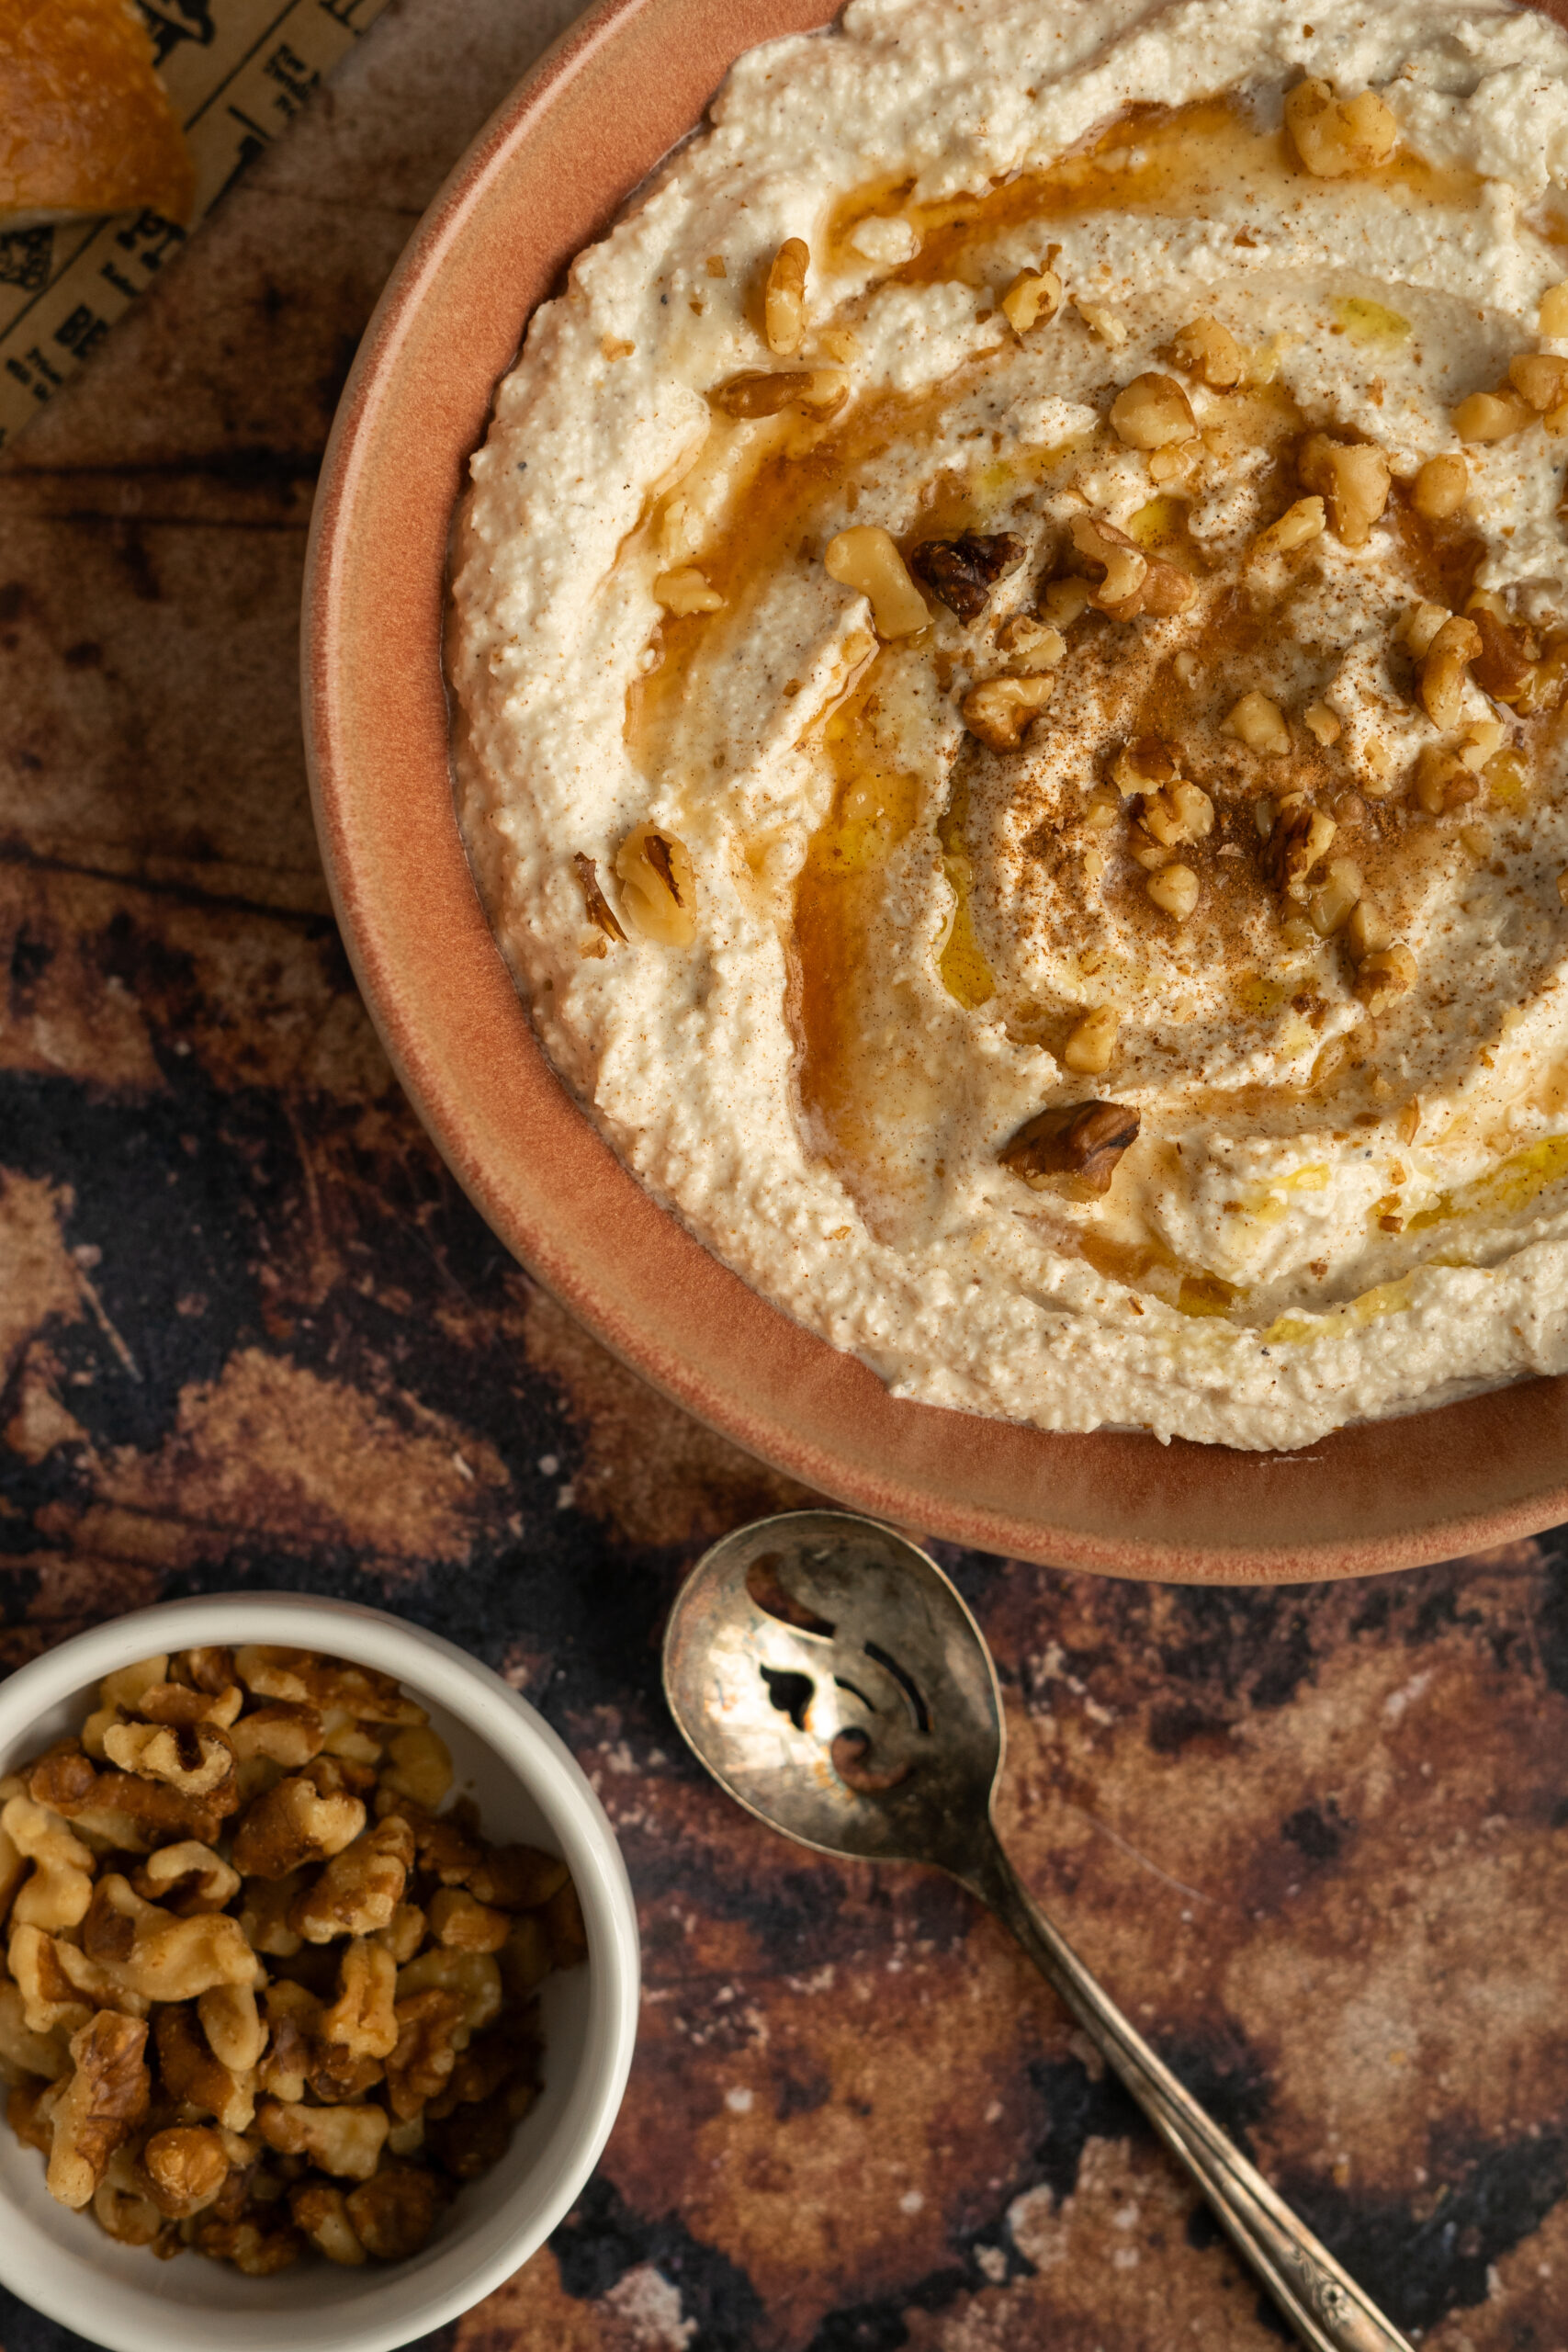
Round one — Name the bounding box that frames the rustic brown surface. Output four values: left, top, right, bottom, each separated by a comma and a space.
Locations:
3, 5, 1568, 2347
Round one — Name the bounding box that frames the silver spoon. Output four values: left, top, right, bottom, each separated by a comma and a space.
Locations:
662, 1508, 1409, 2352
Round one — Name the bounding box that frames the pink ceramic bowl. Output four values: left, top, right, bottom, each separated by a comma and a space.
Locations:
302, 0, 1568, 1583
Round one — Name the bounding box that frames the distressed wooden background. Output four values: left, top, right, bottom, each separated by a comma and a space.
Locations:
3, 4, 1568, 2346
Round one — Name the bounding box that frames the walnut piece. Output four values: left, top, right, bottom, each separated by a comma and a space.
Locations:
1410, 453, 1468, 521
1354, 944, 1417, 1012
763, 236, 808, 357
615, 823, 698, 948
344, 2166, 446, 2262
1299, 434, 1390, 548
1170, 315, 1242, 388
290, 1815, 413, 1945
1224, 691, 1291, 755
142, 2124, 232, 2220
908, 532, 1024, 622
1420, 616, 1482, 731
231, 1776, 367, 1880
3, 1796, 94, 1933
960, 673, 1056, 751
824, 526, 931, 638
1284, 79, 1399, 176
999, 1100, 1139, 1195
102, 1720, 235, 1802
1145, 865, 1200, 921
1264, 797, 1337, 903
1451, 390, 1531, 444
713, 367, 846, 420
1109, 371, 1195, 451
289, 2179, 367, 2266
45, 2009, 149, 2210
257, 2098, 389, 2181
428, 1888, 512, 1955
1000, 260, 1062, 335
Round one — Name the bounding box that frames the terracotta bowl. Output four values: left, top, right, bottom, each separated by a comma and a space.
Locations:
302, 0, 1568, 1583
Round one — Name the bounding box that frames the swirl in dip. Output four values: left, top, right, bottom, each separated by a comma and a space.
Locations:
450, 0, 1568, 1448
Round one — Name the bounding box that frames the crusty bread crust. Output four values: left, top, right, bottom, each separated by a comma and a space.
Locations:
0, 0, 194, 225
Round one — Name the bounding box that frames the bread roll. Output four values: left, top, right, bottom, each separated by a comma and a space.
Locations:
0, 0, 194, 229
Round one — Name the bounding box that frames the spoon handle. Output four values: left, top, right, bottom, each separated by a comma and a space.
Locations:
964, 1831, 1410, 2352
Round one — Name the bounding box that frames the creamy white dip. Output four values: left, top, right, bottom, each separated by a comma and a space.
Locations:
451, 0, 1568, 1449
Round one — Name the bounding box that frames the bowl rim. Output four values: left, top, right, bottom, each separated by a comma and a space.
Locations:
0, 1592, 640, 2352
301, 0, 1568, 1585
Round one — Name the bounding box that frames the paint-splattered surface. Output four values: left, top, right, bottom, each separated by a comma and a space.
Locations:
2, 5, 1568, 2346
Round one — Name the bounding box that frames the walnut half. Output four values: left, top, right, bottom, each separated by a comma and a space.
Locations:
999, 1100, 1141, 1197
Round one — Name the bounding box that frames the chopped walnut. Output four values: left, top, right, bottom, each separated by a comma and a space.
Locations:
1308, 857, 1363, 937
1354, 944, 1417, 1012
1138, 781, 1214, 851
345, 2165, 446, 2261
1069, 514, 1193, 618
102, 1720, 236, 1803
320, 1937, 400, 2064
908, 531, 1024, 621
1000, 259, 1062, 335
378, 1726, 454, 1815
961, 673, 1056, 750
995, 615, 1066, 670
615, 823, 698, 948
825, 526, 931, 638
428, 1888, 512, 1955
1060, 1007, 1121, 1080
0, 1979, 68, 2083
1170, 315, 1242, 388
1075, 299, 1128, 348
152, 2001, 254, 2133
1468, 607, 1534, 703
1507, 352, 1568, 413
1303, 701, 1342, 747
763, 237, 809, 357
289, 1815, 413, 1945
231, 1776, 366, 1881
1420, 616, 1482, 731
1252, 496, 1325, 562
186, 2211, 303, 2275
45, 2009, 149, 2210
132, 1841, 241, 1918
1451, 390, 1531, 444
1000, 1099, 1139, 1194
4, 1796, 94, 1933
1410, 452, 1468, 520
142, 2124, 233, 2220
1224, 691, 1291, 755
1345, 899, 1393, 963
1108, 371, 1196, 453
290, 2178, 367, 2266
1145, 865, 1200, 920
258, 2098, 389, 2182
713, 367, 846, 420
385, 1986, 467, 2120
1299, 435, 1390, 548
1265, 797, 1337, 900
652, 567, 724, 616
1283, 79, 1399, 176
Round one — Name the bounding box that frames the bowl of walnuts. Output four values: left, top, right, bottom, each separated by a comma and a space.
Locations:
0, 1593, 640, 2352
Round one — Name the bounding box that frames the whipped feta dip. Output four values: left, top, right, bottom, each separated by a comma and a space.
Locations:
450, 0, 1568, 1449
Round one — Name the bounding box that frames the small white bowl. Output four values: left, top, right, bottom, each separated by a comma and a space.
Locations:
0, 1592, 640, 2352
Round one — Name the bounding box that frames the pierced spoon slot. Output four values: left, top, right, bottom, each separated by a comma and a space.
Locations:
830, 1726, 910, 1793
760, 1664, 815, 1731
832, 1676, 878, 1712
863, 1640, 931, 1734
747, 1554, 836, 1635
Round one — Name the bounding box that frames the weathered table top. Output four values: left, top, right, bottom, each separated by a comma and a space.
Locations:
2, 5, 1567, 2346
